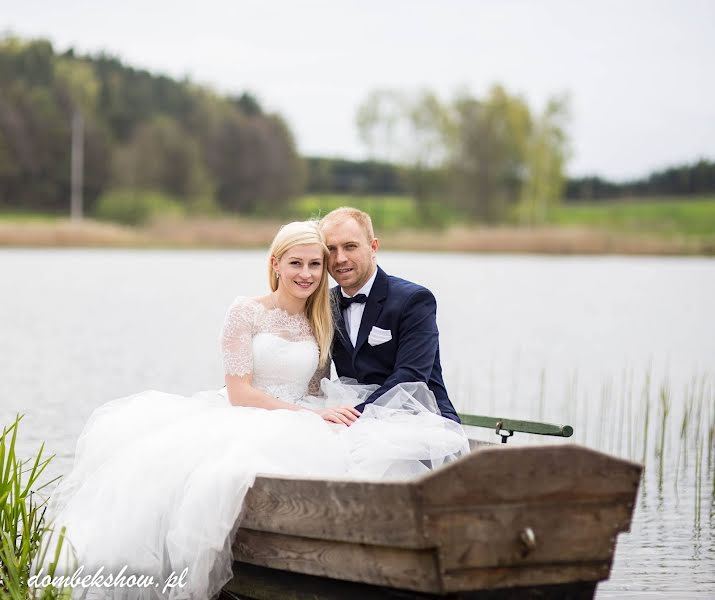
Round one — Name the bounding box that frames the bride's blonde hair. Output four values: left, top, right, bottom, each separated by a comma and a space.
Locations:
268, 221, 333, 368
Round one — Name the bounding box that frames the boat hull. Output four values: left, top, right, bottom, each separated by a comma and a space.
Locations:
224, 443, 641, 597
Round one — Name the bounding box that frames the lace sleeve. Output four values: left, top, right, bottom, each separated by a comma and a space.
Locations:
307, 361, 331, 395
220, 296, 257, 377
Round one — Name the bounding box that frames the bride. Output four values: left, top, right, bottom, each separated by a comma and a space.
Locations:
43, 221, 469, 600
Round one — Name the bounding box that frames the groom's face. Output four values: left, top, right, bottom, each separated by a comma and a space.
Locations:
322, 217, 378, 296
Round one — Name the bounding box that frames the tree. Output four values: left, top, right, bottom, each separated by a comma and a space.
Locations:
356, 85, 571, 224
0, 36, 304, 215
519, 96, 570, 223
448, 86, 532, 222
356, 89, 450, 221
111, 115, 214, 209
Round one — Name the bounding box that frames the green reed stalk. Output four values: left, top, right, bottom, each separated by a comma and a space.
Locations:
709, 383, 715, 473
0, 415, 70, 600
616, 368, 627, 457
641, 366, 652, 466
627, 367, 635, 461
488, 359, 495, 416
597, 380, 609, 451
694, 429, 703, 530
570, 371, 579, 441
510, 349, 520, 412
674, 386, 691, 492
580, 391, 590, 447
657, 383, 671, 491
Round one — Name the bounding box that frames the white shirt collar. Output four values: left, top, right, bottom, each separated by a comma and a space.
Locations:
341, 266, 378, 298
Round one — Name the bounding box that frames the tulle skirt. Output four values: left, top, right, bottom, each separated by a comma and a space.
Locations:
40, 380, 468, 600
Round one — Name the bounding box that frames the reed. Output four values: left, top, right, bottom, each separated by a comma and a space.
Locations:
641, 365, 652, 466
538, 368, 546, 422
674, 384, 691, 497
452, 362, 714, 534
627, 367, 635, 461
656, 382, 671, 491
694, 430, 703, 531
0, 415, 70, 600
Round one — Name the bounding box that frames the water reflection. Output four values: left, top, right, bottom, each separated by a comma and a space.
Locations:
1, 249, 713, 598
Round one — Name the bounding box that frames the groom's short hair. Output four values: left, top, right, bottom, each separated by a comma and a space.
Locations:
319, 207, 375, 242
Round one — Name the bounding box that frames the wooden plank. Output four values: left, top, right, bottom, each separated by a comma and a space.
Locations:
425, 501, 632, 569
221, 562, 598, 599
232, 528, 442, 593
241, 476, 426, 547
459, 414, 573, 438
441, 562, 610, 593
419, 444, 642, 508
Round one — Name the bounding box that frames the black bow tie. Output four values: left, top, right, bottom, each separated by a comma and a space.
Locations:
339, 293, 367, 310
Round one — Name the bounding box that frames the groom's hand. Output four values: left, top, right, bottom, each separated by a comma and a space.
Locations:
313, 406, 361, 426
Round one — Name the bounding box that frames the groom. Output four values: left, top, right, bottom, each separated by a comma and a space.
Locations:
319, 207, 460, 423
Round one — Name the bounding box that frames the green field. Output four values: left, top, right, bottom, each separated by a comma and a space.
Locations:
293, 194, 715, 239
290, 194, 458, 230
0, 211, 61, 222
3, 195, 714, 241
549, 196, 715, 238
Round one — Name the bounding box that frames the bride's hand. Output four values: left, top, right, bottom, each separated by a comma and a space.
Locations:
313, 406, 361, 426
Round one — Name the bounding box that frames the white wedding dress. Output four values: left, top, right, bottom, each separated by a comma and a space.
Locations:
44, 297, 468, 600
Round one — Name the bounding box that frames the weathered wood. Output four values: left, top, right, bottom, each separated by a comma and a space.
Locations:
425, 501, 632, 569
233, 528, 442, 592
419, 444, 642, 508
241, 476, 425, 547
227, 444, 641, 596
441, 563, 608, 593
221, 562, 598, 599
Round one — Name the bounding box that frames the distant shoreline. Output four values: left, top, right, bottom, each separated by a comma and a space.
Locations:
0, 217, 711, 256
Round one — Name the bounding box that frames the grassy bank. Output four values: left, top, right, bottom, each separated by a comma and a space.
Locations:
0, 194, 713, 255
550, 196, 715, 239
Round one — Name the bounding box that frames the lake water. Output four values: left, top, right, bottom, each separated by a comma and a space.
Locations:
1, 249, 713, 598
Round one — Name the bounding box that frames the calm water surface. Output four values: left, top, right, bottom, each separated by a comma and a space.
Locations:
1, 249, 713, 598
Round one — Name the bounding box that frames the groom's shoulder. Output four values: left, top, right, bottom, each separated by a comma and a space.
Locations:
384, 271, 434, 302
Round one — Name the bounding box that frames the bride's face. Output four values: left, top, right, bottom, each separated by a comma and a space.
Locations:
274, 243, 324, 301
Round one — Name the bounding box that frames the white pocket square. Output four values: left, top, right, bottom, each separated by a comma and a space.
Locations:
368, 326, 392, 346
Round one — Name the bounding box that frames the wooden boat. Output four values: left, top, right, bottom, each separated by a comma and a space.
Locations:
220, 416, 641, 599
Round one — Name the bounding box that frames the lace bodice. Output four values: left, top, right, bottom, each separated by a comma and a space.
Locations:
220, 296, 327, 402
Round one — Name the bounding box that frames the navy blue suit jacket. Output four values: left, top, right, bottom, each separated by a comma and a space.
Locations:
331, 266, 459, 423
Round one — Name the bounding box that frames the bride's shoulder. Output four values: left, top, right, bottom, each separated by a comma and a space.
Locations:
224, 295, 266, 321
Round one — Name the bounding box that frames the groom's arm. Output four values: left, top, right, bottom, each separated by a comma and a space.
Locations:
359, 288, 443, 408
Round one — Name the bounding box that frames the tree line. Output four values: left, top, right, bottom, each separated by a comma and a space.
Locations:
1, 36, 713, 226
0, 37, 303, 217
305, 157, 715, 203
565, 160, 715, 200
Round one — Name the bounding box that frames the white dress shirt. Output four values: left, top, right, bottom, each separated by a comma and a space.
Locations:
341, 267, 378, 347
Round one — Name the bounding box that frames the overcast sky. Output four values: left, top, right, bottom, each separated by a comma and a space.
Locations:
2, 0, 714, 180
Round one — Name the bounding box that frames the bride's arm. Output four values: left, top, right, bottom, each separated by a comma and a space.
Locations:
225, 373, 302, 410
307, 361, 331, 395
227, 373, 358, 424
221, 297, 302, 410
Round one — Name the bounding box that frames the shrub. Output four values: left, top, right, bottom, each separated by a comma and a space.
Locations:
94, 189, 185, 226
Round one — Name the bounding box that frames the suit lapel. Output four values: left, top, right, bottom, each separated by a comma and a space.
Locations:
331, 286, 353, 352
353, 266, 388, 358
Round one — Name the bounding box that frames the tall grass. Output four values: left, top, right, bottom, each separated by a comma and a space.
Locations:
0, 415, 70, 600
458, 363, 714, 534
